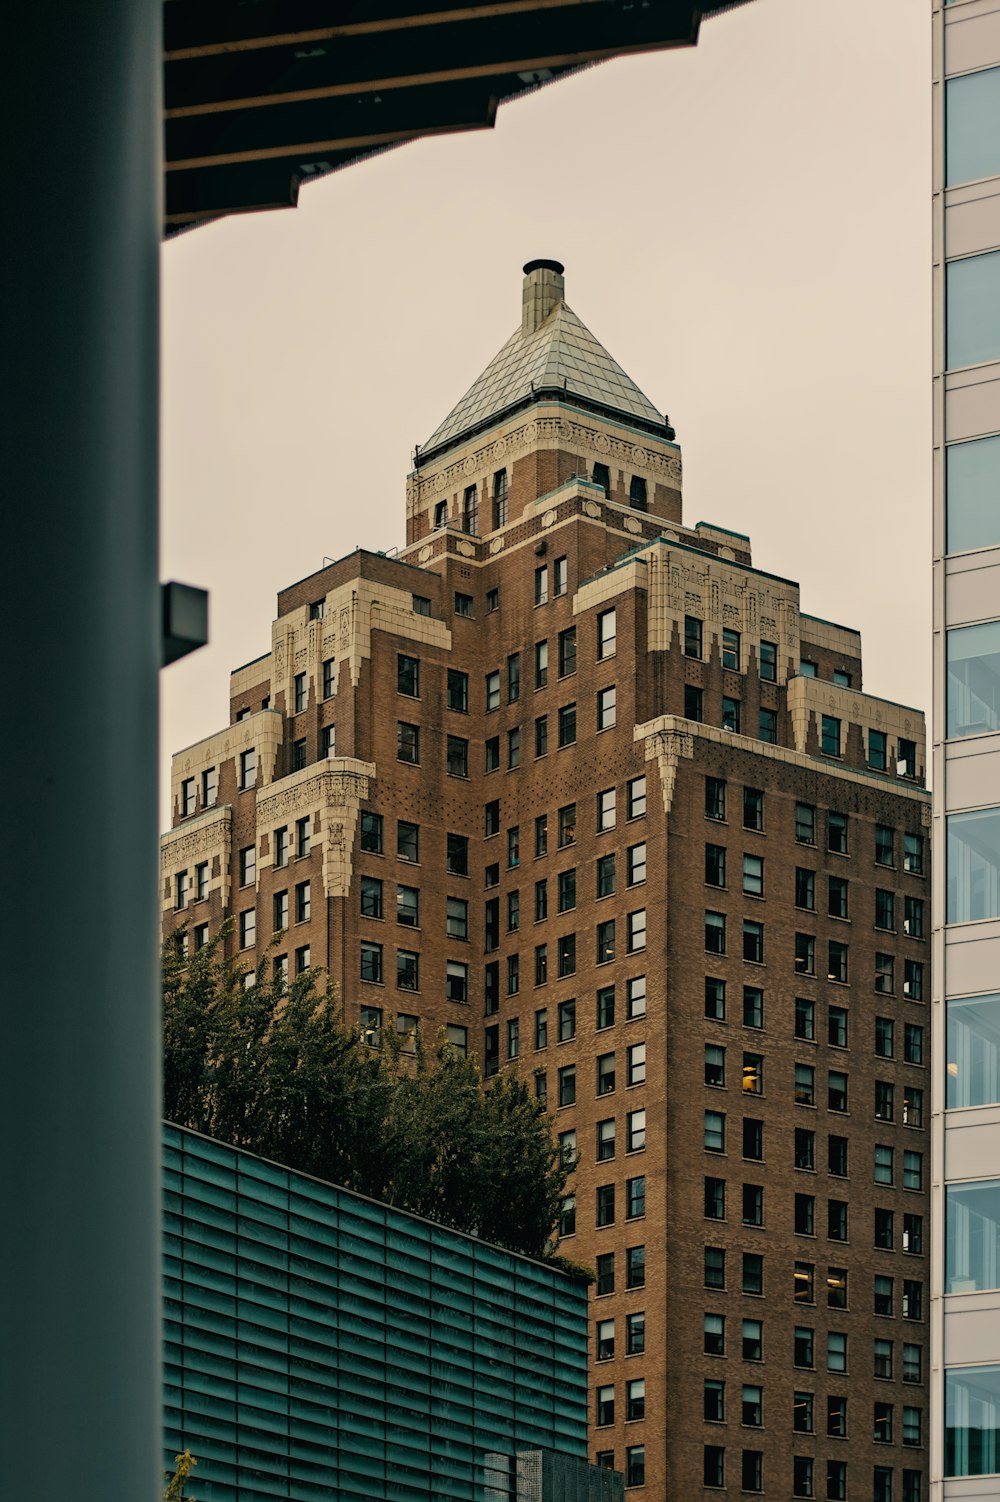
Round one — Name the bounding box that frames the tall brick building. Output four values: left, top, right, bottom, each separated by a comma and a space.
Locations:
163, 261, 931, 1501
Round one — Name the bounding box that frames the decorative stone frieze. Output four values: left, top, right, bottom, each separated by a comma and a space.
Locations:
160, 804, 232, 910
255, 757, 376, 898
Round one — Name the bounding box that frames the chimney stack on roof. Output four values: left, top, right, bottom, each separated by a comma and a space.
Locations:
521, 259, 565, 336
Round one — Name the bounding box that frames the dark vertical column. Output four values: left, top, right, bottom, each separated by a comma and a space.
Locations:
1, 7, 162, 1498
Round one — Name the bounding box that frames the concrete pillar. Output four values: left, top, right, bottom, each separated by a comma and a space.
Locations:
1, 7, 162, 1497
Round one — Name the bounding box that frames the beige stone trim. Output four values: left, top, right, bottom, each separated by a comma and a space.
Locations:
255, 757, 376, 898
786, 676, 927, 766
799, 614, 862, 660
641, 726, 695, 814
160, 804, 232, 911
230, 654, 273, 698
635, 715, 931, 805
406, 400, 682, 534
269, 579, 452, 712
645, 541, 800, 678
170, 709, 283, 815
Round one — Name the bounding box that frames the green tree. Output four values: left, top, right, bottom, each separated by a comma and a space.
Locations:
163, 1450, 196, 1500
161, 933, 569, 1258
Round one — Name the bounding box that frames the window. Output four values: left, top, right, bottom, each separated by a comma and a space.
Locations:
684, 682, 702, 721
828, 1201, 848, 1242
597, 686, 617, 730
742, 920, 764, 963
507, 826, 520, 868
902, 1474, 921, 1502
704, 1445, 725, 1489
557, 933, 576, 976
397, 654, 419, 697
869, 728, 888, 769
902, 1280, 922, 1321
875, 1145, 894, 1185
795, 1261, 815, 1303
904, 895, 924, 938
704, 1313, 725, 1355
397, 721, 419, 764
743, 854, 764, 896
446, 832, 469, 876
827, 1136, 847, 1177
534, 565, 549, 606
794, 1392, 814, 1434
627, 910, 646, 953
175, 870, 190, 911
794, 1326, 814, 1368
626, 1378, 645, 1422
359, 877, 384, 921
597, 985, 615, 1029
626, 1446, 645, 1489
828, 1071, 848, 1113
194, 862, 208, 902
800, 659, 818, 677
239, 748, 256, 790
705, 1044, 725, 1088
873, 1016, 894, 1059
875, 1208, 895, 1250
722, 696, 741, 733
705, 976, 726, 1020
596, 1184, 615, 1226
743, 1052, 764, 1095
614, 779, 639, 826
827, 812, 848, 855
506, 955, 519, 996
535, 944, 547, 985
447, 961, 468, 1004
534, 879, 548, 923
828, 1005, 848, 1048
828, 875, 848, 919
704, 1176, 725, 1219
723, 628, 741, 671
874, 1276, 894, 1316
551, 556, 567, 597
555, 805, 573, 853
793, 1457, 814, 1499
557, 703, 576, 746
743, 986, 764, 1029
397, 820, 419, 862
627, 1041, 646, 1087
875, 889, 895, 931
795, 1064, 816, 1107
743, 1319, 763, 1362
597, 609, 617, 660
828, 941, 848, 985
743, 1385, 763, 1428
595, 1383, 615, 1427
357, 812, 382, 857
485, 669, 501, 713
903, 1150, 923, 1190
534, 715, 548, 759
903, 1344, 922, 1384
795, 1128, 815, 1170
534, 639, 548, 689
443, 669, 468, 715
322, 658, 336, 699
684, 615, 703, 659
903, 1086, 923, 1127
597, 919, 615, 964
705, 1244, 726, 1289
200, 766, 217, 809
704, 777, 727, 823
179, 777, 196, 818
821, 715, 841, 756
626, 1245, 645, 1288
628, 474, 648, 511
705, 911, 726, 955
704, 1378, 724, 1422
796, 864, 818, 914
557, 1064, 576, 1107
484, 736, 500, 773
492, 468, 508, 528
792, 931, 816, 979
904, 958, 924, 1000
795, 1193, 815, 1236
743, 1251, 764, 1294
596, 1318, 615, 1362
759, 707, 777, 744
704, 1108, 726, 1154
627, 975, 646, 1018
596, 1253, 615, 1296
296, 816, 312, 858
743, 786, 764, 832
874, 1402, 893, 1445
903, 1213, 923, 1254
875, 824, 894, 866
486, 587, 499, 614
903, 830, 924, 875
874, 1339, 894, 1381
290, 736, 307, 772
875, 953, 894, 995
743, 1184, 764, 1227
759, 639, 777, 681
396, 949, 419, 991
743, 1118, 764, 1162
360, 941, 383, 983
705, 844, 726, 888
557, 627, 576, 679
443, 735, 468, 779
795, 801, 816, 845
874, 1469, 893, 1502
294, 880, 311, 924
794, 995, 816, 1040
627, 1175, 645, 1219
454, 592, 473, 617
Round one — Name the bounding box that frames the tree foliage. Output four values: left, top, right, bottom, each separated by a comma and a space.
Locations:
163, 1451, 196, 1500
162, 929, 570, 1258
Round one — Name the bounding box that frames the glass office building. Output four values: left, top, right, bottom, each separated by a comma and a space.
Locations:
163, 1124, 603, 1500
933, 3, 1000, 1498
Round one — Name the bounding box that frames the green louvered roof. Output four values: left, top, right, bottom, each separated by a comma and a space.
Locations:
421, 297, 668, 459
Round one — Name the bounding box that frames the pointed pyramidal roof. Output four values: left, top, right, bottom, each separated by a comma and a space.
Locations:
419, 260, 672, 462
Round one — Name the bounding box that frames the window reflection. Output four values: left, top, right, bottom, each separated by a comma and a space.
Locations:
948, 808, 1000, 922
948, 1180, 1000, 1292
947, 250, 1000, 370
946, 67, 1000, 187
946, 1365, 1000, 1478
948, 436, 1000, 555
948, 621, 1000, 737
948, 993, 1000, 1108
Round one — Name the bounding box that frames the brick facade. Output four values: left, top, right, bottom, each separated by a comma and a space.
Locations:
163, 265, 930, 1501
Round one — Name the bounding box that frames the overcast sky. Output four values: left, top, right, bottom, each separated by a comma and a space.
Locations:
160, 0, 930, 824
